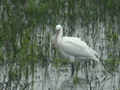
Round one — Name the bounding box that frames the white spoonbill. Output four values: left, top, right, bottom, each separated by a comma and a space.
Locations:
53, 24, 99, 62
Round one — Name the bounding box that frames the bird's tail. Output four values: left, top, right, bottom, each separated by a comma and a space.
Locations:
92, 56, 99, 62
89, 48, 100, 62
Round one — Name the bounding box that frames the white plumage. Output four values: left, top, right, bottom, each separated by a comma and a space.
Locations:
53, 24, 99, 62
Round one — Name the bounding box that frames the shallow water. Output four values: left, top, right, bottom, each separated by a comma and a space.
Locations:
0, 0, 120, 90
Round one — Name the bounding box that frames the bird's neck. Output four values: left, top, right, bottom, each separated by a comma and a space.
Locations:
56, 30, 63, 43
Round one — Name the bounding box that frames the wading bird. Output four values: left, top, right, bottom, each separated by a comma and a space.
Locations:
52, 24, 99, 75
53, 25, 99, 62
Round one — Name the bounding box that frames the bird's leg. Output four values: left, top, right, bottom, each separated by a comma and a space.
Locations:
71, 60, 80, 77
71, 62, 74, 77
70, 56, 75, 77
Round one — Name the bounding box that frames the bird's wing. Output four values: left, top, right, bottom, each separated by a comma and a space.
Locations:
63, 37, 88, 47
61, 37, 98, 59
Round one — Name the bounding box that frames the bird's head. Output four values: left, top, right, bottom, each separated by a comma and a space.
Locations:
56, 24, 63, 36
56, 24, 63, 31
